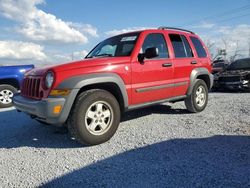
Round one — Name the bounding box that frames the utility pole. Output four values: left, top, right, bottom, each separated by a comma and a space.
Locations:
248, 36, 250, 57
221, 38, 228, 60
230, 40, 240, 62
248, 40, 250, 57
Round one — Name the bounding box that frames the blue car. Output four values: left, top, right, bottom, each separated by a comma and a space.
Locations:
0, 64, 34, 108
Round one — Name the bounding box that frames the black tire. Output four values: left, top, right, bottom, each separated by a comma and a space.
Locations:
0, 84, 18, 108
67, 89, 121, 146
185, 79, 208, 113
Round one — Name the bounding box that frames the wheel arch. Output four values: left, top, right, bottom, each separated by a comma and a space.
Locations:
187, 68, 213, 95
0, 78, 20, 90
57, 73, 129, 113
77, 82, 126, 112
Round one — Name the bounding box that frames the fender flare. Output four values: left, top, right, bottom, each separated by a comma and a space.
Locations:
187, 68, 214, 95
57, 73, 129, 108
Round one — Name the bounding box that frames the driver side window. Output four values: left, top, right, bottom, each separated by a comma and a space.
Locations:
141, 33, 169, 59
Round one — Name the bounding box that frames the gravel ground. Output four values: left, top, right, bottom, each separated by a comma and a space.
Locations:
0, 92, 249, 187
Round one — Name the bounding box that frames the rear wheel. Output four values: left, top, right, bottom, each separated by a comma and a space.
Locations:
0, 84, 18, 108
67, 89, 121, 146
185, 79, 208, 113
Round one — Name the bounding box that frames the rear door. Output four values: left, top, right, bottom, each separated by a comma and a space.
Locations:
189, 36, 210, 71
131, 33, 174, 105
168, 33, 197, 97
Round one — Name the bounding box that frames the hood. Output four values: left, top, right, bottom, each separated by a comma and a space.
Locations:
26, 57, 130, 76
219, 69, 250, 77
25, 66, 51, 76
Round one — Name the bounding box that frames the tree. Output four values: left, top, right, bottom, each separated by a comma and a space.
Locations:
221, 37, 229, 60
213, 48, 227, 61
204, 39, 215, 55
229, 40, 242, 62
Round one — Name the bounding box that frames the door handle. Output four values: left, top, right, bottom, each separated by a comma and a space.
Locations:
162, 63, 172, 67
191, 61, 197, 65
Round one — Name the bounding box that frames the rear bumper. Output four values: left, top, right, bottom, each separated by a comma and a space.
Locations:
13, 89, 78, 125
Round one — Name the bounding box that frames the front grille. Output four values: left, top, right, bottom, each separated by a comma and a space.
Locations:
21, 77, 42, 99
219, 76, 240, 82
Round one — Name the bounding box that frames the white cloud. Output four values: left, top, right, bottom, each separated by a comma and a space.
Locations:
18, 10, 88, 43
81, 24, 98, 37
0, 39, 89, 66
0, 0, 42, 21
190, 22, 215, 29
219, 24, 250, 40
105, 27, 154, 36
0, 0, 97, 44
0, 40, 47, 61
199, 24, 250, 60
46, 50, 89, 64
69, 23, 98, 37
73, 50, 88, 59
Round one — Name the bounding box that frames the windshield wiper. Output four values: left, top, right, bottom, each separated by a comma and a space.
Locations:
94, 53, 113, 57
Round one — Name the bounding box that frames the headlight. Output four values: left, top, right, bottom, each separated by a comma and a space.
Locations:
45, 71, 54, 89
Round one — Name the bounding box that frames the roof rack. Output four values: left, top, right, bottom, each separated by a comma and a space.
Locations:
158, 26, 195, 34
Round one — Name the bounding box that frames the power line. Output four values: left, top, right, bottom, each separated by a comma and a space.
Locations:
221, 49, 249, 53
202, 5, 250, 20
181, 4, 250, 27
216, 13, 250, 23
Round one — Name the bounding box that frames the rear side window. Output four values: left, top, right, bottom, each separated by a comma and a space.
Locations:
181, 35, 193, 57
142, 33, 169, 59
190, 37, 207, 58
169, 34, 193, 58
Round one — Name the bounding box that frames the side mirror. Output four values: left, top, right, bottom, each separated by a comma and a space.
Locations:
145, 47, 159, 59
138, 47, 159, 64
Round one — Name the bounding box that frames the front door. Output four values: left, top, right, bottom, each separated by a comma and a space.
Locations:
131, 33, 174, 105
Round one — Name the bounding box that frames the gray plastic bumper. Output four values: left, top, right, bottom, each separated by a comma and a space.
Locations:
13, 89, 78, 125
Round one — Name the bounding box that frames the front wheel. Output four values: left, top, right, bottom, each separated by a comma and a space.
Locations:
185, 79, 208, 113
0, 84, 18, 108
67, 89, 121, 146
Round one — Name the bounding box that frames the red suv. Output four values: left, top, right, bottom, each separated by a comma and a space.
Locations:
13, 27, 213, 145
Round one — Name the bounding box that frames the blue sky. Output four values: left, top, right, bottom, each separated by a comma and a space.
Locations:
0, 0, 250, 66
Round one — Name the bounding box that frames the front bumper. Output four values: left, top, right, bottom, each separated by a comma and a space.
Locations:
13, 89, 78, 125
213, 80, 250, 90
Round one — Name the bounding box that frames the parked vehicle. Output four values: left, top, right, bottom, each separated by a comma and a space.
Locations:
0, 65, 34, 108
213, 58, 250, 91
212, 59, 229, 74
13, 27, 213, 145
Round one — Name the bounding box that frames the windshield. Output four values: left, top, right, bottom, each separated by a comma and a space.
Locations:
227, 58, 250, 70
86, 32, 140, 58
